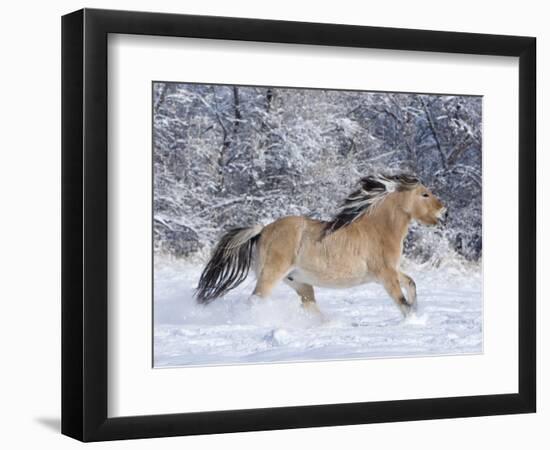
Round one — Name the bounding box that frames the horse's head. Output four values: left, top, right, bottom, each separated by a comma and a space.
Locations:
403, 184, 447, 226
323, 174, 447, 236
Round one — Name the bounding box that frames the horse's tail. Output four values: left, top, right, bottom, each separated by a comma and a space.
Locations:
195, 224, 263, 304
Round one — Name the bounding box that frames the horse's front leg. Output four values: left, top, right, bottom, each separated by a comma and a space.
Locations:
399, 271, 417, 312
380, 269, 412, 318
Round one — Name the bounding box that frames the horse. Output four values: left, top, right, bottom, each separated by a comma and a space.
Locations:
195, 174, 447, 318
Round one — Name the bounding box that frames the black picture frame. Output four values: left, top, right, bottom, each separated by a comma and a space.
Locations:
61, 8, 536, 442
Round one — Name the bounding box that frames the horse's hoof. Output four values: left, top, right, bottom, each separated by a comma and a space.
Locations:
303, 305, 328, 324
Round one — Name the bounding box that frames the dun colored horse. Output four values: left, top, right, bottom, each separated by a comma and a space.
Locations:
196, 174, 447, 318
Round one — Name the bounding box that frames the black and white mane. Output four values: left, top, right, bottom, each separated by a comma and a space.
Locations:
323, 174, 420, 236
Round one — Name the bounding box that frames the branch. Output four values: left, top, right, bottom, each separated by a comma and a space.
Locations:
419, 96, 448, 170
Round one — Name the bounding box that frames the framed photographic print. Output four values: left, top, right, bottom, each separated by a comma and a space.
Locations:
62, 8, 536, 442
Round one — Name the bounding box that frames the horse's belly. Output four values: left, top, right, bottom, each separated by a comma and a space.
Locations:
290, 268, 376, 289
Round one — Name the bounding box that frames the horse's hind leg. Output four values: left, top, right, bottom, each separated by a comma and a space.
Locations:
251, 254, 292, 300
252, 267, 288, 300
251, 221, 301, 301
283, 277, 323, 317
399, 272, 417, 312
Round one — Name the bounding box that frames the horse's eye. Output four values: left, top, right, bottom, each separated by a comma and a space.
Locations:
422, 193, 429, 198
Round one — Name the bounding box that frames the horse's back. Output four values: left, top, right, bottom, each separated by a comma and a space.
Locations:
260, 215, 321, 243
255, 216, 320, 266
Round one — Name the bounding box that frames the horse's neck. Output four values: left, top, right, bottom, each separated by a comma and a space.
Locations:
360, 201, 411, 243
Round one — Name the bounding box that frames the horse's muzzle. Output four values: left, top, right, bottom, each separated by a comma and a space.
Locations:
438, 207, 449, 224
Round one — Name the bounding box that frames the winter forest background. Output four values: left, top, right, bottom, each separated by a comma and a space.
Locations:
153, 82, 482, 266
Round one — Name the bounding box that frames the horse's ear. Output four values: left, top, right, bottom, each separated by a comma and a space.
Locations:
392, 173, 420, 191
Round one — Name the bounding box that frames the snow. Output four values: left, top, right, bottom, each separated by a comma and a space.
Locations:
154, 258, 482, 368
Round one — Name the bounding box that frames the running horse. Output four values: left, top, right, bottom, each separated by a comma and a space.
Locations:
195, 174, 447, 318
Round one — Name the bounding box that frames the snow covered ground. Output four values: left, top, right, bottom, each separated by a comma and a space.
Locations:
154, 258, 482, 368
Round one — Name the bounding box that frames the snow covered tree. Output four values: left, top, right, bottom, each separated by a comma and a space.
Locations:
153, 82, 482, 263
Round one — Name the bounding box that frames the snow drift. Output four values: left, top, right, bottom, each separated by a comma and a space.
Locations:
154, 258, 482, 367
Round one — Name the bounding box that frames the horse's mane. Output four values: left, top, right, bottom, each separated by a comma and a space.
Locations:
323, 173, 420, 236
